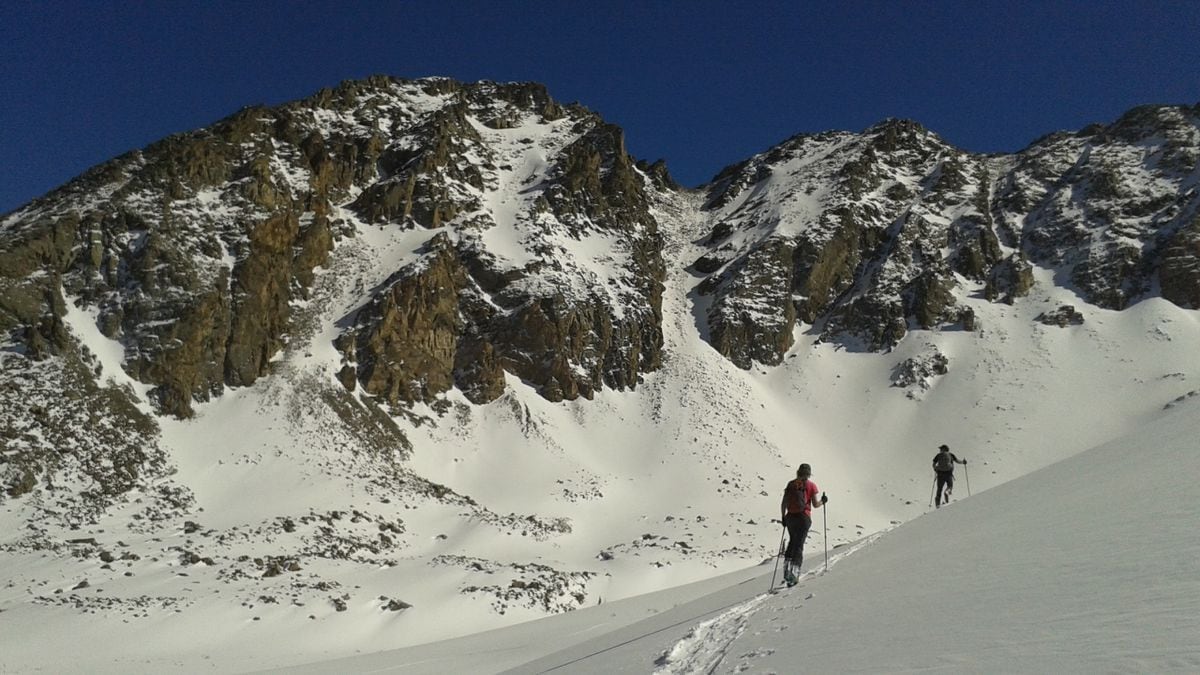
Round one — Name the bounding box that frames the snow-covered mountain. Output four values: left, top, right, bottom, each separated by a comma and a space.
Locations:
1, 76, 1198, 671
697, 108, 1200, 360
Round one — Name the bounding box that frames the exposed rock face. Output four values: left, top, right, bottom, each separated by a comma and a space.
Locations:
0, 76, 664, 417
704, 239, 797, 369
1159, 216, 1200, 309
1, 108, 337, 417
699, 120, 1002, 358
985, 254, 1035, 304
325, 81, 666, 406
351, 236, 468, 405
999, 104, 1200, 310
695, 105, 1200, 364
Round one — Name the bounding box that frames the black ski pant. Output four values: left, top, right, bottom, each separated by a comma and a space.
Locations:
783, 512, 812, 567
935, 470, 955, 505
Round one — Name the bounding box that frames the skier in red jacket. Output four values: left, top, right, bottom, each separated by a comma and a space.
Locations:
779, 463, 827, 586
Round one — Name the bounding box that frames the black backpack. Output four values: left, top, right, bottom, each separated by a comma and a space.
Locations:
784, 479, 806, 513
934, 452, 954, 472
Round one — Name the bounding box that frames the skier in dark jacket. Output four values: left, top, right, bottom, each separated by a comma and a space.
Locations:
932, 444, 966, 507
779, 463, 827, 586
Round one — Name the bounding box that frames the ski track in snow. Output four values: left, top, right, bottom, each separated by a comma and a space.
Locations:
653, 532, 884, 674
653, 594, 770, 674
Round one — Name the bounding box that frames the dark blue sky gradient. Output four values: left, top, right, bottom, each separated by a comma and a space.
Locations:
3, 1, 1198, 213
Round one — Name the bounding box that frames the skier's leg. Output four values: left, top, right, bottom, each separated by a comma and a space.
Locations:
791, 515, 811, 580
783, 515, 801, 582
783, 516, 799, 560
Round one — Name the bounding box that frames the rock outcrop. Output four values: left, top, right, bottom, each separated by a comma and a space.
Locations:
1035, 305, 1085, 327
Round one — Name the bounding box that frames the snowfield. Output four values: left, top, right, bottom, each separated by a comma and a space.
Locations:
275, 394, 1200, 674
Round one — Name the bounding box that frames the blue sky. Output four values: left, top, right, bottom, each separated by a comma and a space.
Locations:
2, 1, 1198, 213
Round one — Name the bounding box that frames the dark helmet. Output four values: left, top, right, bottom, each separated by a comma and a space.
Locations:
797, 463, 812, 476
938, 444, 949, 451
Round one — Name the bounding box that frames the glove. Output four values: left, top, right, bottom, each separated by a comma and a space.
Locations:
963, 458, 968, 465
820, 493, 828, 504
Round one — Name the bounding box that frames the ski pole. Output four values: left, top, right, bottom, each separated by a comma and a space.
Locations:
822, 496, 829, 573
929, 476, 936, 507
965, 463, 972, 496
769, 521, 786, 591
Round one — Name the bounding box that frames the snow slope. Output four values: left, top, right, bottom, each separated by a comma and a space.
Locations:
273, 395, 1200, 674
645, 395, 1200, 674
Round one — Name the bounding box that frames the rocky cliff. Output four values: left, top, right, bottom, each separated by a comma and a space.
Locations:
695, 105, 1200, 365
1, 77, 665, 422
